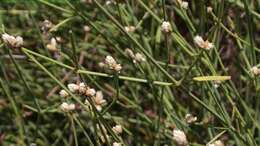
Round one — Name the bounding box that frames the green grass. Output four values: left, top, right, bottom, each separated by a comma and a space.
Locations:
0, 0, 259, 145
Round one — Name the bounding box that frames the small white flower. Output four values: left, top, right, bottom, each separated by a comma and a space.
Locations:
103, 55, 122, 72
105, 55, 117, 66
41, 20, 53, 31
161, 21, 172, 33
59, 90, 69, 98
194, 35, 214, 50
112, 125, 123, 134
181, 1, 189, 9
60, 102, 75, 112
135, 53, 146, 63
124, 26, 136, 33
251, 66, 260, 76
2, 33, 23, 48
173, 129, 188, 146
106, 0, 116, 5
207, 7, 213, 13
208, 140, 224, 146
79, 82, 87, 94
113, 142, 122, 146
125, 48, 135, 58
84, 25, 91, 32
185, 113, 197, 124
46, 37, 58, 52
93, 91, 106, 111
86, 88, 96, 97
67, 83, 79, 93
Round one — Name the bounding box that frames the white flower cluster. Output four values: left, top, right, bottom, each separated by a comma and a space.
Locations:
59, 82, 106, 112
177, 0, 189, 9
41, 19, 53, 32
112, 124, 123, 135
185, 113, 197, 124
125, 48, 146, 63
251, 66, 260, 76
60, 102, 75, 112
208, 140, 224, 146
112, 142, 122, 146
99, 56, 122, 73
173, 129, 188, 146
194, 35, 214, 50
161, 21, 172, 33
124, 26, 136, 33
2, 33, 23, 48
85, 91, 107, 111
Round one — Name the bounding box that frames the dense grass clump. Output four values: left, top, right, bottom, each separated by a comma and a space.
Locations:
0, 0, 259, 145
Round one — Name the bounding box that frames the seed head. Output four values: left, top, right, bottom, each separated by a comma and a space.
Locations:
79, 82, 87, 94
173, 129, 188, 146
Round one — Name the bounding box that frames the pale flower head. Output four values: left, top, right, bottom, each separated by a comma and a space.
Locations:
84, 25, 91, 32
59, 89, 69, 98
86, 88, 96, 97
105, 55, 117, 66
181, 1, 189, 9
46, 37, 58, 52
207, 7, 213, 13
135, 53, 146, 63
124, 26, 136, 33
194, 35, 214, 50
208, 140, 224, 146
67, 83, 79, 93
161, 21, 172, 33
113, 142, 122, 146
60, 102, 75, 112
173, 129, 188, 146
112, 125, 123, 134
251, 66, 260, 76
185, 113, 197, 124
125, 48, 135, 58
2, 33, 23, 48
79, 82, 87, 94
113, 64, 122, 72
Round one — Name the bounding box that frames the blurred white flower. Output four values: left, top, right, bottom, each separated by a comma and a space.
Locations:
135, 53, 146, 63
103, 55, 122, 72
125, 48, 146, 63
46, 37, 58, 52
84, 25, 91, 32
181, 1, 189, 9
79, 82, 87, 94
194, 35, 214, 50
67, 83, 79, 93
93, 91, 106, 111
2, 33, 23, 48
59, 90, 69, 98
185, 113, 197, 124
207, 7, 213, 13
60, 102, 75, 112
113, 142, 122, 146
41, 19, 53, 32
124, 26, 136, 33
86, 87, 96, 97
208, 140, 224, 146
173, 129, 188, 146
112, 124, 123, 134
251, 66, 260, 76
161, 21, 172, 33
